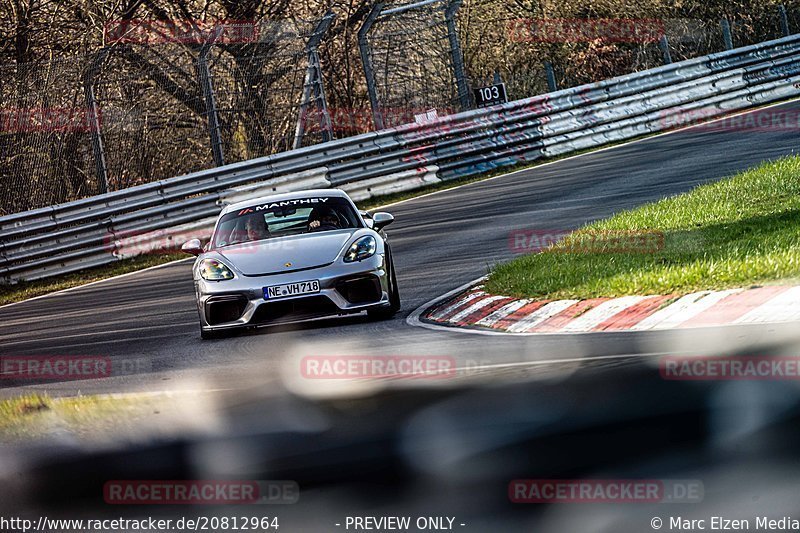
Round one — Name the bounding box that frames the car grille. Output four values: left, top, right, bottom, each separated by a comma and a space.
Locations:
251, 295, 340, 324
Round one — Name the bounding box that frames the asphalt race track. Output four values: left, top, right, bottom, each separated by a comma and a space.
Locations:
3, 101, 800, 397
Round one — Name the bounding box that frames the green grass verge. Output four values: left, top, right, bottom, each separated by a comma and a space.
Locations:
0, 393, 171, 442
485, 156, 800, 300
0, 391, 225, 442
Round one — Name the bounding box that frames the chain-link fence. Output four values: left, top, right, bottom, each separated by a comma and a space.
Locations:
460, 4, 799, 96
0, 15, 334, 215
93, 44, 212, 192
208, 14, 335, 162
0, 57, 98, 214
358, 0, 467, 130
3, 3, 800, 215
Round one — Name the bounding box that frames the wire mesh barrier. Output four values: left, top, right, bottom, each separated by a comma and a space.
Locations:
0, 15, 334, 215
208, 15, 335, 163
460, 4, 797, 95
0, 57, 99, 215
92, 44, 212, 192
2, 3, 800, 216
358, 0, 467, 130
661, 18, 725, 63
732, 9, 788, 47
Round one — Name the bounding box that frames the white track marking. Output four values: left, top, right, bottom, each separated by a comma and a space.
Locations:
475, 299, 532, 327
559, 295, 650, 333
506, 300, 579, 333
447, 295, 508, 323
631, 289, 743, 330
734, 286, 800, 324
427, 291, 486, 321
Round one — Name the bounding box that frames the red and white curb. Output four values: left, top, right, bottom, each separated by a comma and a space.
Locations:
409, 280, 800, 335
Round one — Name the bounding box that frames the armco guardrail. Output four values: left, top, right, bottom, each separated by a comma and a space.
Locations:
4, 34, 800, 283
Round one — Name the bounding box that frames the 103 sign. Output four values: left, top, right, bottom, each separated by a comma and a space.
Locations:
474, 83, 508, 107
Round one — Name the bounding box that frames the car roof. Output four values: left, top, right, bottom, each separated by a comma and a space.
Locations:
221, 188, 352, 216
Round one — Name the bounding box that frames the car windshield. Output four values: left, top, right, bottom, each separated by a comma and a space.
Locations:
211, 196, 361, 248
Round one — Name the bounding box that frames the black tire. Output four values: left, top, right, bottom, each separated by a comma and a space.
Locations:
200, 326, 227, 340
368, 251, 401, 320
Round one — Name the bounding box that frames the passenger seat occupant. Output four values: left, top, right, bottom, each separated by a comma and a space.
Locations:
243, 214, 271, 242
308, 206, 342, 232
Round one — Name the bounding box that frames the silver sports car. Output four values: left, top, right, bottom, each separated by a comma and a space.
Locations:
180, 189, 400, 339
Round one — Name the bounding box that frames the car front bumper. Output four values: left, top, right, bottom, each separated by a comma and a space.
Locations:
194, 253, 390, 331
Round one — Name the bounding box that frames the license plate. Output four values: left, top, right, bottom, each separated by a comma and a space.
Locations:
264, 280, 320, 300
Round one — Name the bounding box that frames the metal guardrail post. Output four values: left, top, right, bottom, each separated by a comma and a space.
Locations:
779, 5, 791, 37
83, 48, 111, 195
197, 28, 225, 167
721, 18, 734, 50
294, 11, 336, 149
445, 0, 471, 110
659, 35, 673, 65
359, 4, 385, 131
544, 61, 557, 92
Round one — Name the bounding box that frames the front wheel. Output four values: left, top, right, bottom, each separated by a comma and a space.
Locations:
368, 253, 401, 320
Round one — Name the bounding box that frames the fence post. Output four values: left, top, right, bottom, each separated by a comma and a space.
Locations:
311, 50, 333, 143
294, 11, 336, 149
779, 5, 791, 36
658, 35, 673, 64
544, 61, 557, 92
197, 28, 225, 167
720, 18, 733, 50
445, 0, 471, 110
358, 4, 385, 131
83, 48, 111, 194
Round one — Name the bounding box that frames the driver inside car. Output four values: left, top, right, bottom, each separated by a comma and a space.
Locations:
308, 206, 342, 232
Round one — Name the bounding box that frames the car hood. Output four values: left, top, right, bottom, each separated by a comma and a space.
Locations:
214, 229, 359, 276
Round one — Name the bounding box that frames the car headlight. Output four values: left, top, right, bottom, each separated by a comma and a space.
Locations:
199, 258, 234, 280
344, 236, 377, 263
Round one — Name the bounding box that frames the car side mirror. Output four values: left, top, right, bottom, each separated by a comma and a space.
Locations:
372, 212, 394, 231
181, 238, 203, 256
360, 210, 373, 228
